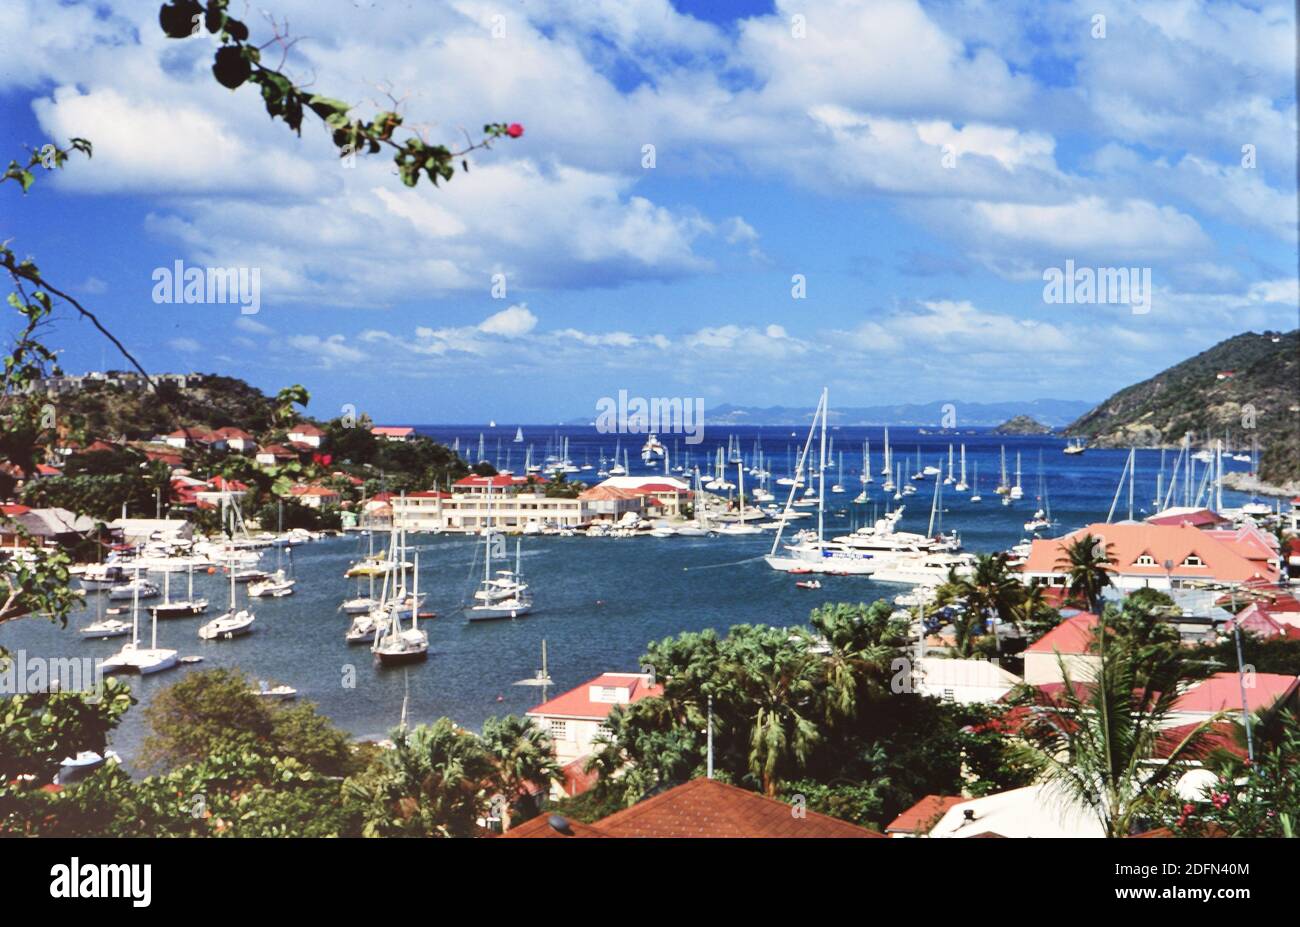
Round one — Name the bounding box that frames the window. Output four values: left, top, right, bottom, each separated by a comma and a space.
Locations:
1183, 554, 1204, 567
1135, 554, 1156, 566
548, 719, 568, 741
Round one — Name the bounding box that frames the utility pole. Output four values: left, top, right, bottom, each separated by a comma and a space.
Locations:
706, 694, 714, 779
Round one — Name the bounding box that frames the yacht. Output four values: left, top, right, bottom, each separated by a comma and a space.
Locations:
198, 570, 255, 640
469, 535, 534, 620
373, 551, 428, 664
107, 577, 159, 601
150, 562, 208, 618
101, 575, 178, 675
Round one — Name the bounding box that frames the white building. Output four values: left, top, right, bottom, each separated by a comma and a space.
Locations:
526, 672, 663, 774
914, 658, 1021, 704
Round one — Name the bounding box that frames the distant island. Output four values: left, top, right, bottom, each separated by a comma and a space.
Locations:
1064, 329, 1299, 492
993, 415, 1052, 435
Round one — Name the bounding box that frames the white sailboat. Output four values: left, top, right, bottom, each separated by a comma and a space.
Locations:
373, 551, 428, 665
249, 503, 296, 597
943, 444, 955, 485
81, 577, 131, 639
954, 444, 968, 492
881, 427, 892, 476
341, 530, 380, 615
831, 450, 846, 494
1009, 452, 1024, 500
102, 570, 178, 675
969, 462, 982, 503
995, 446, 1011, 496
469, 535, 534, 620
198, 569, 255, 640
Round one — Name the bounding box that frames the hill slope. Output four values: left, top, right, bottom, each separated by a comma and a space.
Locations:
1064, 330, 1299, 487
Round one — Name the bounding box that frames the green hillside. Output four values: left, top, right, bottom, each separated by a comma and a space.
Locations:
1065, 330, 1299, 487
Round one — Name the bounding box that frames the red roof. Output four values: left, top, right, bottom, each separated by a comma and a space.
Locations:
1023, 523, 1279, 584
886, 795, 966, 835
206, 476, 249, 492
505, 778, 881, 838
213, 426, 254, 440
289, 484, 341, 497
1024, 611, 1100, 655
371, 426, 414, 437
1172, 672, 1299, 716
1153, 720, 1246, 761
1, 504, 31, 515
607, 778, 880, 838
503, 815, 610, 839
287, 422, 325, 436
406, 490, 451, 499
35, 463, 61, 476
560, 757, 599, 798
454, 474, 530, 489
258, 444, 297, 457
1145, 508, 1230, 528
527, 673, 663, 720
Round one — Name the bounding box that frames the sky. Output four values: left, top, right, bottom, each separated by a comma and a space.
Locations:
0, 0, 1296, 424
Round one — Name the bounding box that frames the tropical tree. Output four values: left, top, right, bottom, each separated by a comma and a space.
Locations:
801, 601, 904, 721
1013, 650, 1223, 837
480, 714, 561, 831
346, 719, 496, 837
1056, 533, 1114, 615
933, 553, 1025, 657
723, 626, 823, 796
273, 384, 311, 430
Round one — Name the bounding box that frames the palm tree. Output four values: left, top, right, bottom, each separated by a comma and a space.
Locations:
723, 628, 823, 796
1056, 533, 1114, 615
345, 718, 495, 837
1013, 650, 1223, 837
933, 553, 1024, 657
802, 602, 899, 722
480, 714, 561, 832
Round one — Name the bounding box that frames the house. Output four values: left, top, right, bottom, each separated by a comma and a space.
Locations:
929, 784, 1106, 838
1167, 672, 1300, 727
1021, 521, 1280, 592
0, 506, 96, 549
194, 476, 253, 507
288, 484, 341, 509
1145, 507, 1231, 529
285, 422, 325, 448
439, 475, 587, 531
1022, 611, 1101, 685
885, 795, 966, 837
255, 444, 299, 466
578, 484, 646, 521
371, 426, 414, 442
212, 426, 256, 452
595, 476, 691, 517
526, 672, 663, 774
504, 777, 883, 838
162, 428, 227, 452
1224, 598, 1300, 640
914, 658, 1022, 704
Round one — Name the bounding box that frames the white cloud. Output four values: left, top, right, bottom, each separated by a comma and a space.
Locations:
478, 304, 538, 337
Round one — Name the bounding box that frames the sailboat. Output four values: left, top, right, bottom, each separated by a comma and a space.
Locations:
514, 427, 524, 443
1009, 452, 1024, 500
513, 639, 555, 697
249, 505, 296, 597
199, 568, 255, 640
1023, 453, 1054, 532
831, 450, 846, 494
853, 440, 871, 503
81, 574, 132, 639
151, 560, 209, 618
954, 444, 968, 492
943, 445, 955, 485
969, 463, 982, 503
469, 535, 534, 620
995, 446, 1011, 496
764, 388, 876, 575
608, 440, 627, 476
341, 530, 380, 614
1063, 437, 1086, 455
717, 454, 764, 534
374, 551, 429, 664
102, 570, 179, 674
881, 427, 892, 476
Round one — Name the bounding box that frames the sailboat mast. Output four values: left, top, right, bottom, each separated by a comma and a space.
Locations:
817, 388, 828, 544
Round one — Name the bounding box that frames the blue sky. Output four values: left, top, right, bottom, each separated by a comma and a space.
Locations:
1, 0, 1296, 424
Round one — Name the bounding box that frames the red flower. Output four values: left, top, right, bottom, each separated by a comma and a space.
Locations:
506, 123, 524, 138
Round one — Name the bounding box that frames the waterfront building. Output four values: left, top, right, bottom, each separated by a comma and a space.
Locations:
371, 426, 414, 442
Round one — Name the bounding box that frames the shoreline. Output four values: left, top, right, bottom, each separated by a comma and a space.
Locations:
1220, 471, 1300, 499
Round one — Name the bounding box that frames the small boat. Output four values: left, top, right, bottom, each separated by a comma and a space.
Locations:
78, 563, 129, 590
248, 569, 295, 597
251, 680, 297, 701
198, 571, 255, 640
198, 610, 255, 639
795, 579, 822, 590
1063, 438, 1086, 455
80, 618, 132, 639
468, 534, 534, 621
55, 750, 120, 785
340, 596, 378, 615
107, 578, 159, 601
